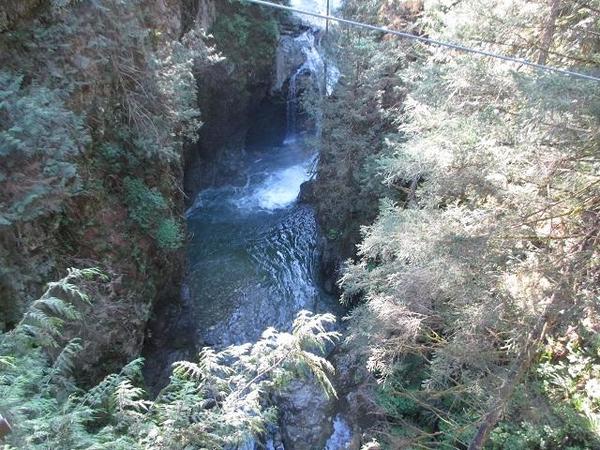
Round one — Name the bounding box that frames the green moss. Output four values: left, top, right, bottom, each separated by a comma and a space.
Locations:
123, 177, 182, 251
155, 218, 183, 250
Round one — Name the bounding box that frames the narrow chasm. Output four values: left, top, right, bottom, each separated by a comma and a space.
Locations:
142, 18, 351, 449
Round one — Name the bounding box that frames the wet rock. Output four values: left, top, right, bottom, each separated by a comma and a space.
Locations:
326, 348, 383, 450
265, 427, 286, 450
325, 415, 357, 450
298, 179, 316, 203
319, 236, 344, 296
277, 378, 336, 450
272, 29, 321, 94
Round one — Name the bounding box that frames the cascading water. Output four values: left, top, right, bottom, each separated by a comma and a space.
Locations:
145, 3, 352, 447
285, 29, 340, 138
185, 141, 339, 348
184, 23, 345, 348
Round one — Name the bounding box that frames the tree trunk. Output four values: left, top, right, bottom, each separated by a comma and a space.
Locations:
468, 313, 551, 450
538, 0, 561, 65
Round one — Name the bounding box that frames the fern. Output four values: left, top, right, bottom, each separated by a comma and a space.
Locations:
2, 275, 339, 449
49, 338, 83, 380
36, 297, 81, 320
112, 380, 149, 416
172, 360, 204, 381
82, 358, 145, 409
12, 268, 102, 349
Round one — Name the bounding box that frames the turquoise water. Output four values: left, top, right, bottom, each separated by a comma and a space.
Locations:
186, 135, 339, 347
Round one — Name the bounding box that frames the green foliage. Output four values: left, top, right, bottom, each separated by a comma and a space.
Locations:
209, 0, 284, 81
123, 178, 168, 231
0, 0, 216, 328
0, 268, 109, 449
488, 332, 600, 449
0, 71, 90, 224
155, 218, 184, 251
123, 177, 183, 250
0, 271, 340, 449
150, 311, 339, 449
325, 0, 600, 448
310, 15, 403, 243
16, 268, 103, 347
490, 419, 594, 450
212, 10, 278, 61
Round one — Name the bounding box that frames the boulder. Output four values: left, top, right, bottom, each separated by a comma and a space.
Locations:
277, 378, 336, 449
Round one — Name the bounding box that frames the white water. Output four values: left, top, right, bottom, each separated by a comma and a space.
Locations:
290, 0, 343, 27
245, 163, 312, 210
325, 415, 353, 450
291, 31, 340, 96
285, 30, 341, 136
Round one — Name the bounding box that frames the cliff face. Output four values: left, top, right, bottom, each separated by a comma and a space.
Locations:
0, 0, 290, 384
183, 1, 290, 201
0, 0, 208, 383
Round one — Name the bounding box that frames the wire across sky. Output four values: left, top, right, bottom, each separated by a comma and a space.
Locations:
245, 0, 600, 83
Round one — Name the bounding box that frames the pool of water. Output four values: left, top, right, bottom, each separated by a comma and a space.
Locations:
185, 135, 339, 348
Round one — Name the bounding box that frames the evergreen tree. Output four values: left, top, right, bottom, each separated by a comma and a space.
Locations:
317, 0, 600, 447
0, 271, 340, 449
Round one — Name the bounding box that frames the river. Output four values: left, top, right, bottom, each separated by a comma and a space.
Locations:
142, 5, 353, 447
184, 133, 340, 348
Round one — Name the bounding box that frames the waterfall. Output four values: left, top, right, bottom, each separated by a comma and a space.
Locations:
180, 6, 349, 449
289, 0, 344, 28
285, 29, 340, 139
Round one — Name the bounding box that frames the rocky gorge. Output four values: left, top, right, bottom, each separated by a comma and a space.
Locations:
142, 3, 363, 448
0, 0, 367, 447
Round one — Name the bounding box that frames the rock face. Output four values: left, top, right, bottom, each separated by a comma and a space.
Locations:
0, 0, 194, 384
196, 0, 216, 30
142, 283, 198, 396
181, 0, 216, 35
277, 379, 337, 450
272, 31, 313, 93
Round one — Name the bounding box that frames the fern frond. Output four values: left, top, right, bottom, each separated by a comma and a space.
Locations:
82, 374, 120, 407
198, 347, 234, 377
82, 358, 145, 408
13, 268, 104, 348
56, 282, 90, 304
37, 297, 81, 321
172, 361, 203, 380
50, 338, 83, 380
112, 380, 149, 414
16, 324, 59, 348
120, 358, 145, 379
21, 308, 61, 334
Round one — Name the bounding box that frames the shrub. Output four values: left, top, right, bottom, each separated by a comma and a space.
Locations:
123, 177, 182, 250
0, 71, 89, 224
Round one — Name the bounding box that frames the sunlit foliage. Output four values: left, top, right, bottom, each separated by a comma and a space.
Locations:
317, 0, 600, 448
0, 271, 339, 449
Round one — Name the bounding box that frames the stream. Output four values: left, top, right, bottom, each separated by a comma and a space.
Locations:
185, 134, 340, 348
143, 4, 354, 447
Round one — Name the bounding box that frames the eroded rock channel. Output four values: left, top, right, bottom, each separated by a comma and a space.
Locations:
143, 9, 354, 449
